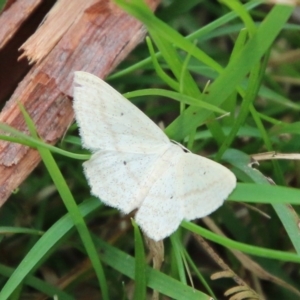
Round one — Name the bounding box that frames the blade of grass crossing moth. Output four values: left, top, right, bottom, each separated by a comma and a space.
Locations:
17, 104, 110, 300
132, 220, 147, 300
0, 122, 89, 160
181, 222, 300, 263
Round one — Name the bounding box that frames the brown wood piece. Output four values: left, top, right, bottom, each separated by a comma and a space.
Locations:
0, 0, 43, 49
0, 0, 55, 102
0, 0, 161, 206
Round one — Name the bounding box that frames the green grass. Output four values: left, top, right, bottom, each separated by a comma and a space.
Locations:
1, 1, 300, 299
0, 0, 5, 10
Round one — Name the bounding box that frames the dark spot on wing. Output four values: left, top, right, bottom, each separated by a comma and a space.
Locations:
120, 112, 124, 116
123, 161, 127, 165
183, 148, 189, 153
170, 196, 173, 199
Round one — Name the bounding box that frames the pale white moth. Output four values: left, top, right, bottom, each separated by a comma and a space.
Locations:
73, 71, 236, 241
